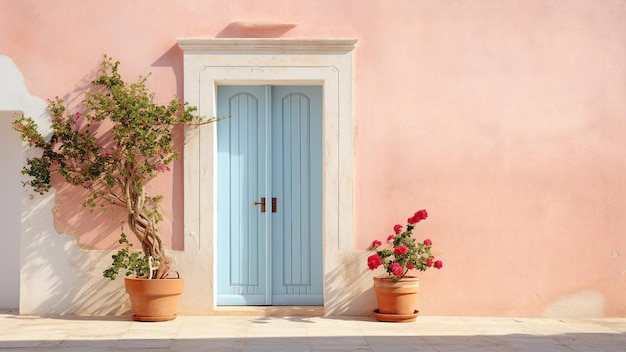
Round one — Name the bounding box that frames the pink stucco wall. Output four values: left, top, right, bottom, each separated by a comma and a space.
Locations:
2, 0, 625, 317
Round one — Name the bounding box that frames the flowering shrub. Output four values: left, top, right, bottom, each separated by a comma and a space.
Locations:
367, 209, 443, 281
13, 55, 218, 279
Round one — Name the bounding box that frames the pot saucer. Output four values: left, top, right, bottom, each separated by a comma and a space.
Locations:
372, 309, 419, 322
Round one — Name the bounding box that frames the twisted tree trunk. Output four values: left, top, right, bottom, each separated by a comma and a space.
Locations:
127, 210, 170, 279
124, 167, 170, 279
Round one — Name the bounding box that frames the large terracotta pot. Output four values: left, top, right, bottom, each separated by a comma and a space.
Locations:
124, 277, 184, 322
372, 276, 419, 315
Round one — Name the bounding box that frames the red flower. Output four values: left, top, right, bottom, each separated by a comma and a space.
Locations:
408, 209, 428, 224
367, 254, 382, 270
434, 260, 443, 269
426, 257, 434, 267
406, 263, 415, 270
423, 239, 432, 246
389, 262, 404, 276
371, 240, 382, 248
387, 234, 395, 242
393, 224, 403, 234
394, 245, 409, 255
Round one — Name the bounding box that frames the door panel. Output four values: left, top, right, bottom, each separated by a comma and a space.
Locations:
217, 86, 269, 305
271, 86, 323, 305
216, 85, 322, 306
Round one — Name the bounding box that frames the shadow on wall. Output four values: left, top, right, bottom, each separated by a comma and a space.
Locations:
21, 192, 130, 315
217, 21, 297, 38
152, 44, 185, 98
52, 180, 128, 249
43, 54, 187, 250
151, 45, 192, 251
325, 251, 376, 316
42, 68, 145, 250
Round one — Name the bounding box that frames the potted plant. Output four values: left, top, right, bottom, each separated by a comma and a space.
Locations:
367, 209, 443, 322
13, 55, 216, 321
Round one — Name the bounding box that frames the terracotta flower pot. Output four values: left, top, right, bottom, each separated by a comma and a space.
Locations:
124, 277, 184, 322
373, 276, 419, 316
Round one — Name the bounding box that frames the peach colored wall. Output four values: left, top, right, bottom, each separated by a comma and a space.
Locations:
2, 0, 625, 317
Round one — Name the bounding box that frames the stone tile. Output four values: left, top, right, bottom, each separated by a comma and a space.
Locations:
58, 339, 119, 348
244, 341, 311, 352
308, 335, 369, 348
489, 335, 578, 352
246, 327, 308, 337
171, 338, 246, 351
115, 338, 174, 349
306, 328, 365, 337
311, 346, 371, 351
0, 340, 43, 348
371, 347, 437, 352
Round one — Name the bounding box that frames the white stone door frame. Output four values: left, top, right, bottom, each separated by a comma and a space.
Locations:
178, 38, 357, 313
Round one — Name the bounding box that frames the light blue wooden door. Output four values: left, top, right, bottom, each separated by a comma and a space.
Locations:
217, 86, 269, 305
271, 86, 323, 305
217, 85, 322, 306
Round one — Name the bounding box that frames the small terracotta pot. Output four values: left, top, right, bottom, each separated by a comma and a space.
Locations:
124, 277, 184, 322
372, 276, 419, 315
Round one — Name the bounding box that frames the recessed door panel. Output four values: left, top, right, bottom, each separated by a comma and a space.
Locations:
217, 86, 268, 305
271, 86, 323, 305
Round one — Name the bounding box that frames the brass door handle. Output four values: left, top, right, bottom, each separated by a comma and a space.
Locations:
253, 197, 266, 213
272, 197, 277, 213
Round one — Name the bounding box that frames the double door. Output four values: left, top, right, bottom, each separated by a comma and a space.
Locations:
216, 86, 323, 305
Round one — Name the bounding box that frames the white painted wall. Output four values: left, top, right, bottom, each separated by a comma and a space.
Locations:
0, 55, 47, 311
0, 110, 21, 309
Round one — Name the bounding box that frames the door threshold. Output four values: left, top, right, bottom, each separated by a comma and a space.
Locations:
213, 306, 324, 317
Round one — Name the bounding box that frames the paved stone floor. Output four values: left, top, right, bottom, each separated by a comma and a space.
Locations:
1, 311, 625, 351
